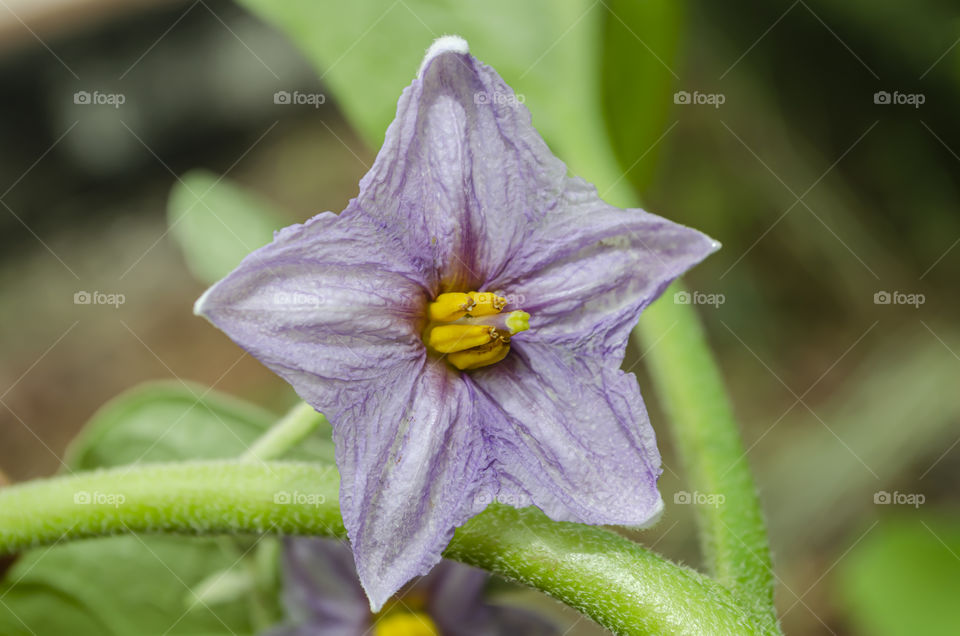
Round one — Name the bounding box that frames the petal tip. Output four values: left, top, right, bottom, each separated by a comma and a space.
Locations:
644, 493, 665, 527
418, 35, 469, 77
193, 283, 216, 318
366, 592, 387, 614
360, 571, 413, 613
622, 493, 665, 531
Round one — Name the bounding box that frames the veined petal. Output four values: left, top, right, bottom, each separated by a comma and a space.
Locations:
488, 178, 719, 360
353, 37, 568, 291
470, 341, 663, 526
194, 210, 428, 411
337, 359, 488, 610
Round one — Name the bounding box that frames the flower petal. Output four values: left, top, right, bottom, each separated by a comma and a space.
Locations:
484, 606, 560, 636
422, 560, 559, 636
268, 538, 369, 635
194, 210, 428, 411
354, 38, 568, 291
337, 360, 489, 610
193, 178, 490, 612
421, 560, 488, 630
469, 341, 663, 525
488, 178, 718, 359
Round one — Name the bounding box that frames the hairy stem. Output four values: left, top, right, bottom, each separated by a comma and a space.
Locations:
634, 283, 777, 629
0, 460, 774, 635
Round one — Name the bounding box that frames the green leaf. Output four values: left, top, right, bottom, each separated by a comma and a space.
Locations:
837, 515, 960, 636
600, 0, 685, 195
1, 384, 332, 635
234, 0, 631, 202
65, 381, 334, 469
0, 536, 256, 636
167, 170, 286, 286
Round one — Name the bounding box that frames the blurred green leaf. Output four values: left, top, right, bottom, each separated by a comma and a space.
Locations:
600, 0, 684, 194
837, 515, 960, 636
65, 381, 334, 469
189, 566, 257, 608
168, 170, 286, 286
1, 383, 333, 635
0, 536, 256, 636
66, 380, 272, 468
235, 0, 633, 202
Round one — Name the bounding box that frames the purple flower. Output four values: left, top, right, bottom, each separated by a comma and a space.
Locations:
267, 538, 558, 636
196, 35, 718, 609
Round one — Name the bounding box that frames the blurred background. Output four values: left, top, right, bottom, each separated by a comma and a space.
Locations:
1, 0, 958, 634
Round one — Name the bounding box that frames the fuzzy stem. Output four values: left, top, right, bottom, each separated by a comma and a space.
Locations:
0, 460, 775, 635
633, 283, 778, 629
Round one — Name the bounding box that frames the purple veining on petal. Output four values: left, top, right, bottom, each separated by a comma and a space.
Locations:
489, 177, 718, 360
351, 45, 568, 292
335, 359, 488, 610
195, 210, 429, 414
468, 341, 663, 525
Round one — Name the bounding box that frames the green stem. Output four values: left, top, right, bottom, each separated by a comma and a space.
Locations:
241, 402, 329, 462
0, 460, 774, 636
633, 283, 777, 629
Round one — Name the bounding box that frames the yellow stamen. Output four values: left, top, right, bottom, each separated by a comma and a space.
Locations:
428, 292, 474, 322
423, 290, 529, 370
427, 324, 495, 353
374, 611, 439, 636
467, 291, 507, 316
447, 338, 510, 370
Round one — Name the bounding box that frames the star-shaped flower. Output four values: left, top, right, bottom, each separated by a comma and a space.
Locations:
266, 538, 557, 636
196, 35, 717, 609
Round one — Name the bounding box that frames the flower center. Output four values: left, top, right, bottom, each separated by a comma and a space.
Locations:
424, 291, 530, 370
373, 610, 439, 636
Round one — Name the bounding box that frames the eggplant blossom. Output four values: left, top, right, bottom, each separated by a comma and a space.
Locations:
196, 35, 718, 609
267, 538, 557, 636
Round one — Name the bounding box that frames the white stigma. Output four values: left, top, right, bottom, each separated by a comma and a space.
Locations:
418, 35, 469, 78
